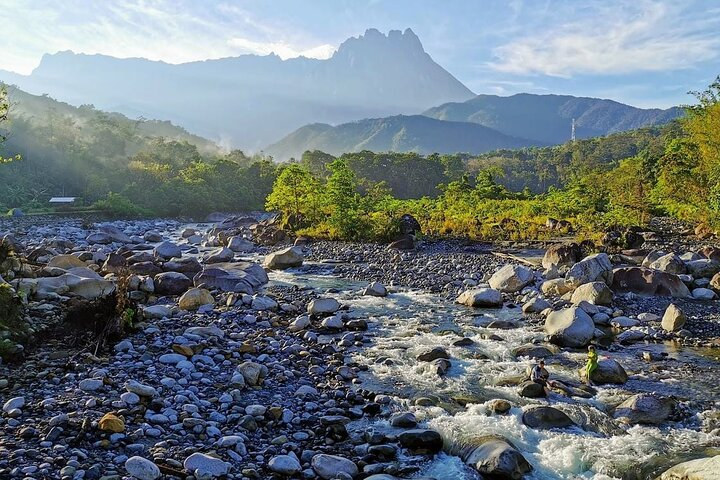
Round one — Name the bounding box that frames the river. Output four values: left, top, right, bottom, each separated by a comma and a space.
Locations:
270, 264, 720, 479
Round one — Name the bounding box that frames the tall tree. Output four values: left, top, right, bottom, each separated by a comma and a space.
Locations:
265, 164, 322, 229
0, 86, 20, 164
325, 159, 362, 238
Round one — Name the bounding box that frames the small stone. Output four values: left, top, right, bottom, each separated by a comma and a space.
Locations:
79, 378, 104, 392
99, 413, 125, 433
125, 456, 160, 480
183, 452, 229, 477
269, 455, 302, 475
2, 396, 24, 413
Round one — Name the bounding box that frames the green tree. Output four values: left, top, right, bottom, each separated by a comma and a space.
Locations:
325, 159, 362, 238
265, 164, 322, 229
0, 86, 20, 164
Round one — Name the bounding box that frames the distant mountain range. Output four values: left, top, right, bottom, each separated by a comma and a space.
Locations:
1, 28, 684, 158
265, 115, 539, 160
423, 93, 683, 145
264, 114, 539, 159
265, 93, 683, 160
0, 28, 474, 149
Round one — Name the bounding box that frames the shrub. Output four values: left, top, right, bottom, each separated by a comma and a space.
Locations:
93, 192, 151, 218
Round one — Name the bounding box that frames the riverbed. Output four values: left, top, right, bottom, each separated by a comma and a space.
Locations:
270, 264, 720, 479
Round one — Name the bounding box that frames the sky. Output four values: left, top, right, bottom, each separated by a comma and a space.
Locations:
1, 0, 719, 108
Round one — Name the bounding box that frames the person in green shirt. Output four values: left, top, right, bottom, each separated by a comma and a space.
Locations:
585, 345, 599, 386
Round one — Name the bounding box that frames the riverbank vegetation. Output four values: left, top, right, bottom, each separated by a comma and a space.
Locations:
1, 77, 719, 241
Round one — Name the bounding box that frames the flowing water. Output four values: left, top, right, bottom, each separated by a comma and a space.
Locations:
270, 261, 720, 479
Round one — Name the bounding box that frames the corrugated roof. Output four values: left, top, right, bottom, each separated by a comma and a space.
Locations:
49, 197, 76, 203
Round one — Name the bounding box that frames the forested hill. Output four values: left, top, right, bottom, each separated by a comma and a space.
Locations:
423, 93, 683, 145
467, 122, 680, 192
264, 114, 540, 160
4, 85, 219, 154
0, 85, 277, 215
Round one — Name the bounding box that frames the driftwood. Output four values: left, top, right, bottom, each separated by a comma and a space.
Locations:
490, 251, 539, 267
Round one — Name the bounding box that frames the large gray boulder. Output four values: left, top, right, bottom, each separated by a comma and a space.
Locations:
544, 307, 595, 347
163, 257, 202, 275
522, 406, 575, 429
30, 274, 115, 300
662, 304, 687, 332
227, 236, 255, 253
565, 253, 613, 288
310, 454, 358, 480
263, 246, 303, 270
183, 453, 229, 477
518, 380, 546, 398
308, 298, 341, 315
649, 253, 687, 275
459, 435, 533, 479
614, 393, 674, 425
193, 262, 268, 293
47, 254, 86, 269
610, 267, 690, 298
154, 241, 182, 260
204, 247, 234, 264
541, 278, 574, 296
686, 259, 720, 278
542, 243, 582, 270
397, 429, 443, 454
570, 281, 613, 305
125, 456, 161, 480
268, 455, 302, 476
154, 272, 192, 295
580, 359, 628, 384
456, 288, 503, 307
659, 455, 720, 480
489, 265, 534, 293
512, 343, 558, 359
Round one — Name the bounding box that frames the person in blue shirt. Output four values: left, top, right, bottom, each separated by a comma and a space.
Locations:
531, 360, 551, 395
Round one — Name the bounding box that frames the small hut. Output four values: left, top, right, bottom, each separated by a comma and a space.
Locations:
49, 197, 77, 212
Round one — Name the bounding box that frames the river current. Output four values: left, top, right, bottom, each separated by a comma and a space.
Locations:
269, 264, 720, 480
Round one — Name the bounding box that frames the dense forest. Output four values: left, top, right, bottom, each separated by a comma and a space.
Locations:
266, 77, 720, 241
1, 77, 719, 242
0, 86, 275, 216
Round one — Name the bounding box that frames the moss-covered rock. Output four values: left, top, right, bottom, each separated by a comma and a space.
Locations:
0, 282, 27, 361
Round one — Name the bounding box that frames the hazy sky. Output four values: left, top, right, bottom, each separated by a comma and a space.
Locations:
2, 0, 719, 107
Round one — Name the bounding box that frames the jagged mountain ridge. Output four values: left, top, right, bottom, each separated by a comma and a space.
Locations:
0, 28, 475, 149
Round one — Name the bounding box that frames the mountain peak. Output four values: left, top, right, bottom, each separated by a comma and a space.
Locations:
335, 27, 425, 59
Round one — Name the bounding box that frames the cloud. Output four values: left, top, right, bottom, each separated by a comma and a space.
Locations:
490, 0, 720, 77
227, 37, 335, 59
0, 0, 337, 74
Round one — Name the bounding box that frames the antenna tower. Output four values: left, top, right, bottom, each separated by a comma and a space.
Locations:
571, 118, 576, 142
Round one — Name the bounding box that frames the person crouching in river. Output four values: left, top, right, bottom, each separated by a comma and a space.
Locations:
585, 345, 598, 386
531, 360, 551, 395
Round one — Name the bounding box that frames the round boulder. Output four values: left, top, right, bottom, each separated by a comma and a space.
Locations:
614, 393, 674, 425
489, 265, 534, 293
522, 406, 575, 429
178, 288, 214, 311
544, 307, 595, 348
456, 288, 503, 307
580, 359, 628, 385
154, 272, 192, 296
460, 435, 533, 479
661, 303, 687, 332
311, 454, 358, 480
263, 246, 303, 270
570, 281, 613, 306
